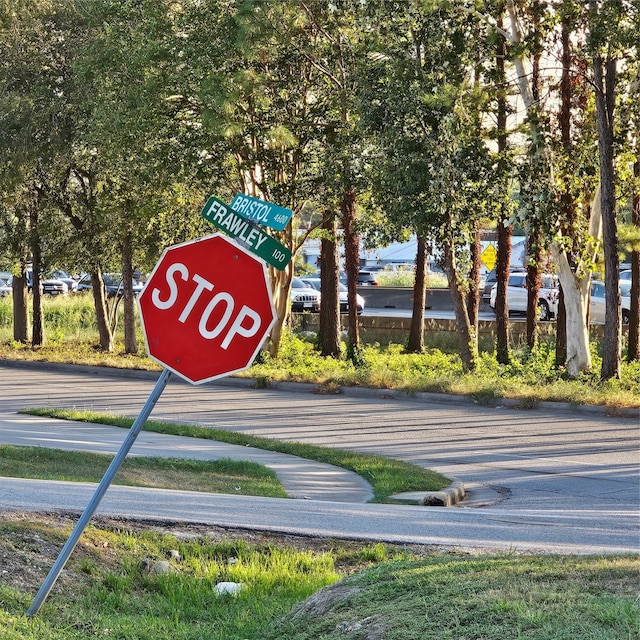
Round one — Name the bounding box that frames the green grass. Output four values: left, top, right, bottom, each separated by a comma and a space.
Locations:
0, 294, 638, 409
0, 444, 288, 498
262, 553, 640, 640
20, 409, 451, 501
0, 516, 637, 640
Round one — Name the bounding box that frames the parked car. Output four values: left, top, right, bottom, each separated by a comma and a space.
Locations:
6, 271, 68, 295
619, 270, 632, 281
301, 277, 364, 314
290, 277, 320, 312
340, 270, 379, 286
41, 277, 69, 296
590, 280, 631, 324
490, 271, 559, 321
481, 269, 497, 304
0, 277, 11, 297
49, 269, 79, 293
77, 273, 144, 297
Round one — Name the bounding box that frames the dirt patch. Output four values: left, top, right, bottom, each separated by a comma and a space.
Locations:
0, 510, 440, 595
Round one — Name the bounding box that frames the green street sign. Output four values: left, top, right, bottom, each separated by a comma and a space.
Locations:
200, 196, 291, 271
230, 193, 293, 231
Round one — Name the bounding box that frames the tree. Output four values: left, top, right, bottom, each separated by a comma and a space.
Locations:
359, 1, 498, 369
495, 1, 602, 377
587, 0, 638, 379
212, 0, 368, 358
0, 0, 85, 346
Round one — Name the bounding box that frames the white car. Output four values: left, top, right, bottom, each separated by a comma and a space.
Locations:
301, 277, 365, 314
0, 277, 11, 297
490, 271, 559, 321
590, 281, 631, 324
290, 277, 320, 312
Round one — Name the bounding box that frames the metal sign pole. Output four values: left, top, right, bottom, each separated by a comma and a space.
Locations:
26, 368, 172, 617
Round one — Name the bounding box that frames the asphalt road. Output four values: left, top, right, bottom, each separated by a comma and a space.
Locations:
0, 361, 638, 554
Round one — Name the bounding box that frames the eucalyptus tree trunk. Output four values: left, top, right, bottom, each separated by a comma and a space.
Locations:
319, 217, 341, 358
407, 235, 427, 353
555, 9, 572, 366
551, 186, 602, 377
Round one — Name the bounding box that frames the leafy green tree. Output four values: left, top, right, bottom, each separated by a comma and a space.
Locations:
200, 0, 365, 358
0, 0, 87, 345
358, 1, 498, 369
587, 0, 637, 379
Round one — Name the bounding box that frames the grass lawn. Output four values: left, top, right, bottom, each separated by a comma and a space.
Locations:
0, 514, 637, 640
0, 444, 288, 498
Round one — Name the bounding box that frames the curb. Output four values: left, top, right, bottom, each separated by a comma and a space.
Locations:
391, 480, 466, 507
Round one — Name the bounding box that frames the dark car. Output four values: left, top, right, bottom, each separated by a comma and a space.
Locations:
339, 271, 379, 286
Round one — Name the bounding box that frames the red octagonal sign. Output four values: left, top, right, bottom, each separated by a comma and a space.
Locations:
138, 234, 277, 384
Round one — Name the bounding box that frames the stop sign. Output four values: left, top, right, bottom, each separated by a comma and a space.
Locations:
138, 234, 277, 384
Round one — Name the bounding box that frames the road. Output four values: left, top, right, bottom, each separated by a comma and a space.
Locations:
0, 362, 638, 554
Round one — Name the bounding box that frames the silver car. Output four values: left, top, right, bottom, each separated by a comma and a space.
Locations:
290, 277, 320, 313
301, 277, 365, 314
590, 281, 631, 324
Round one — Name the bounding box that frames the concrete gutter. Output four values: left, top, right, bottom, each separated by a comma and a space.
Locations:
391, 480, 466, 507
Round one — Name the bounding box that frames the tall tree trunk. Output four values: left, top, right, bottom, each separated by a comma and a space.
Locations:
555, 288, 567, 366
91, 269, 114, 352
29, 200, 44, 347
341, 186, 360, 360
593, 54, 621, 380
407, 235, 427, 353
555, 9, 573, 366
526, 232, 541, 348
495, 13, 511, 365
12, 257, 29, 344
444, 239, 477, 372
467, 225, 481, 330
319, 216, 340, 358
121, 231, 138, 355
627, 155, 639, 362
525, 3, 542, 350
495, 217, 512, 364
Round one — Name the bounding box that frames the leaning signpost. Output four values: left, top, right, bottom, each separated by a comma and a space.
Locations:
27, 223, 283, 616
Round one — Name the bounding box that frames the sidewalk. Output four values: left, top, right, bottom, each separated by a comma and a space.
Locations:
0, 411, 375, 503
